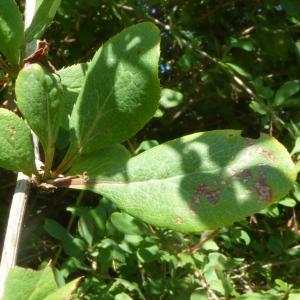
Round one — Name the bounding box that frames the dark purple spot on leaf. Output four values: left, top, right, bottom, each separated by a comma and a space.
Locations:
255, 172, 272, 201
193, 184, 221, 205
241, 170, 252, 182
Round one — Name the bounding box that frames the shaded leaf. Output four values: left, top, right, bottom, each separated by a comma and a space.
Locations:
44, 219, 72, 242
58, 63, 89, 129
0, 108, 36, 175
25, 0, 62, 42
111, 212, 147, 235
0, 0, 24, 65
249, 101, 268, 115
273, 80, 300, 107
16, 64, 64, 175
225, 63, 252, 79
64, 130, 296, 232
56, 22, 160, 174
115, 292, 134, 300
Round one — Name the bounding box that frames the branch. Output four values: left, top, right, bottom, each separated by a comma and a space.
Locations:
0, 1, 39, 298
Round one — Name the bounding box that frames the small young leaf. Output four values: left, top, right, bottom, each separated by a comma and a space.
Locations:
0, 0, 24, 66
58, 63, 89, 129
65, 130, 296, 233
0, 108, 36, 175
25, 0, 62, 42
16, 64, 64, 176
56, 22, 160, 174
273, 80, 300, 107
43, 277, 81, 300
225, 63, 252, 79
160, 88, 184, 109
135, 140, 159, 154
249, 100, 268, 115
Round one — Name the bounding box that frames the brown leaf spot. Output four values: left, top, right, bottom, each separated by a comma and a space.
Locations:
241, 170, 252, 182
193, 184, 221, 205
256, 147, 275, 161
176, 217, 183, 225
255, 172, 272, 201
8, 126, 16, 140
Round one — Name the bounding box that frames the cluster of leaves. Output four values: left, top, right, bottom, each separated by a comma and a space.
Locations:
1, 0, 300, 299
41, 197, 300, 300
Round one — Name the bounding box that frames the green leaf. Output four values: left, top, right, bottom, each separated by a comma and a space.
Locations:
249, 100, 268, 115
160, 88, 184, 109
291, 136, 300, 155
78, 216, 95, 246
135, 140, 159, 154
279, 197, 297, 207
64, 130, 296, 232
225, 63, 252, 79
44, 219, 73, 242
43, 277, 80, 300
273, 80, 300, 107
236, 293, 279, 300
25, 0, 62, 42
56, 22, 160, 174
58, 63, 89, 129
67, 144, 131, 176
110, 212, 147, 235
0, 108, 36, 175
228, 37, 255, 52
281, 0, 300, 17
3, 266, 57, 300
16, 64, 64, 176
0, 0, 24, 65
115, 293, 134, 300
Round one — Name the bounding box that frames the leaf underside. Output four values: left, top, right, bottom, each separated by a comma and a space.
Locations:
65, 130, 296, 233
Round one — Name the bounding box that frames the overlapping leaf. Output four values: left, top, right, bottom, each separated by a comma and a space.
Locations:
16, 64, 64, 175
64, 130, 296, 232
0, 0, 24, 65
58, 63, 89, 129
3, 266, 80, 300
25, 0, 61, 42
56, 22, 160, 174
0, 108, 36, 175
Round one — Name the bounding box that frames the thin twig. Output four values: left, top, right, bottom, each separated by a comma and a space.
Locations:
186, 229, 219, 253
0, 1, 39, 298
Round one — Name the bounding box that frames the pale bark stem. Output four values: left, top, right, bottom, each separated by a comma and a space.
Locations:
0, 1, 39, 298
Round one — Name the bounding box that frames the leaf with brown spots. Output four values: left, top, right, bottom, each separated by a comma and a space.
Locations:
62, 130, 296, 233
0, 108, 37, 175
